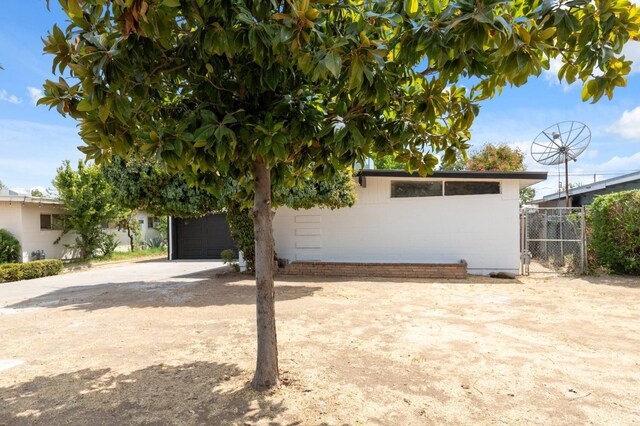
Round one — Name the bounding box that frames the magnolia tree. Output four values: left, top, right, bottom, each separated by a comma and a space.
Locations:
41, 0, 639, 390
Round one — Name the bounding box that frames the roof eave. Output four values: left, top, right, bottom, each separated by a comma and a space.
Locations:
358, 169, 547, 183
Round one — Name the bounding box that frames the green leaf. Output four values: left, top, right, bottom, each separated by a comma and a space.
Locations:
163, 0, 181, 7
404, 0, 419, 18
581, 79, 597, 102
200, 110, 217, 123
194, 124, 216, 141
324, 51, 342, 78
348, 57, 364, 91
428, 0, 441, 14
538, 27, 556, 41
222, 114, 237, 125
98, 105, 110, 123
66, 0, 83, 18
76, 99, 95, 112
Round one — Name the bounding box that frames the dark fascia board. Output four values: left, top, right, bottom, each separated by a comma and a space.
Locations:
358, 169, 548, 180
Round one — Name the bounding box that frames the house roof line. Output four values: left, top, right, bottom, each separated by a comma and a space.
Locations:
0, 196, 64, 205
358, 169, 548, 180
541, 169, 640, 201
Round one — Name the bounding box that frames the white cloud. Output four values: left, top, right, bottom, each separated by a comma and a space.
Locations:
26, 86, 43, 106
586, 151, 640, 172
607, 106, 640, 140
623, 41, 640, 74
543, 57, 567, 86
542, 40, 640, 87
0, 89, 22, 104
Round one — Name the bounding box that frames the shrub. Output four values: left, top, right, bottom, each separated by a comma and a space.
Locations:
226, 203, 254, 272
99, 233, 120, 257
220, 249, 237, 264
146, 236, 165, 249
0, 259, 64, 283
587, 190, 640, 275
220, 248, 239, 271
0, 229, 21, 264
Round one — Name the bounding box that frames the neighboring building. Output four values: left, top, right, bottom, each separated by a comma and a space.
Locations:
102, 212, 162, 251
533, 170, 640, 207
169, 170, 546, 275
0, 188, 161, 262
0, 189, 76, 262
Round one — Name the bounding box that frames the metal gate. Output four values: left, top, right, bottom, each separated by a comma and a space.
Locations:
520, 207, 587, 275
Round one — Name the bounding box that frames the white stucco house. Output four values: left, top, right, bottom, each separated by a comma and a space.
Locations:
169, 170, 546, 276
0, 188, 161, 262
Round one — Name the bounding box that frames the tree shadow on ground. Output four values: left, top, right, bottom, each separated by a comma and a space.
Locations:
0, 362, 297, 425
576, 274, 640, 289
6, 275, 322, 312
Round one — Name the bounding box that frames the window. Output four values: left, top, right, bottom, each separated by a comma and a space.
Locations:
444, 181, 500, 196
148, 216, 162, 229
391, 181, 442, 198
40, 214, 65, 230
390, 180, 501, 198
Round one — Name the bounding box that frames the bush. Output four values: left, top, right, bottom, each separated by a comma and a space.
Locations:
0, 259, 64, 283
226, 203, 254, 272
220, 249, 237, 264
146, 236, 165, 249
99, 233, 120, 258
220, 248, 239, 271
588, 190, 640, 275
0, 229, 21, 264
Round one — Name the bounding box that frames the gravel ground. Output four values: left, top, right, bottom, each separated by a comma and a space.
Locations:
0, 266, 639, 425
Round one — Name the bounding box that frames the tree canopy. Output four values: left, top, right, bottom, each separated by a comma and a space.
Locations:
41, 0, 640, 390
466, 143, 525, 172
101, 156, 220, 217
53, 160, 125, 260
460, 143, 536, 204
102, 156, 356, 270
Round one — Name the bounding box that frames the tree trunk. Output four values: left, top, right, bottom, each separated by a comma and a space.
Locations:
251, 158, 280, 391
128, 228, 134, 252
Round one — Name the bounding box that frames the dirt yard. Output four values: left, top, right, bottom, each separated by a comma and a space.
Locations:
1, 269, 639, 425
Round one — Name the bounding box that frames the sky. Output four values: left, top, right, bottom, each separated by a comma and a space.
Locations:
1, 2, 639, 198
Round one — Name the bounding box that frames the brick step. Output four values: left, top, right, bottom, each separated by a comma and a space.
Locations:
280, 261, 467, 279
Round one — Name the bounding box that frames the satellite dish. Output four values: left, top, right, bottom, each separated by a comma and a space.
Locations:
531, 121, 591, 207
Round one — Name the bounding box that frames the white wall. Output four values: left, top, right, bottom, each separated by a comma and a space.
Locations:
1, 202, 163, 262
0, 203, 77, 262
273, 176, 522, 275
106, 211, 161, 251
0, 203, 24, 252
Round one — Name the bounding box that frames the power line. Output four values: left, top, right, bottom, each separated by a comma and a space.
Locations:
543, 170, 640, 177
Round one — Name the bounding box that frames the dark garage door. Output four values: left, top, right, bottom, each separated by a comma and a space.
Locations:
172, 214, 237, 259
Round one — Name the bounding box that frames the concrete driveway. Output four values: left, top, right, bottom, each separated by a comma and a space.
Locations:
0, 259, 226, 308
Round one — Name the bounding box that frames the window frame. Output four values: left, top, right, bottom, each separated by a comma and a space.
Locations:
390, 180, 444, 198
444, 180, 501, 197
389, 179, 502, 199
40, 213, 66, 231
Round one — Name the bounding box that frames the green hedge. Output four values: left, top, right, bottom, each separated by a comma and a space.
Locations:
588, 190, 640, 275
0, 229, 21, 264
0, 259, 64, 283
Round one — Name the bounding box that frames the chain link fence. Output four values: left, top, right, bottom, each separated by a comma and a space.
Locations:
520, 207, 587, 275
